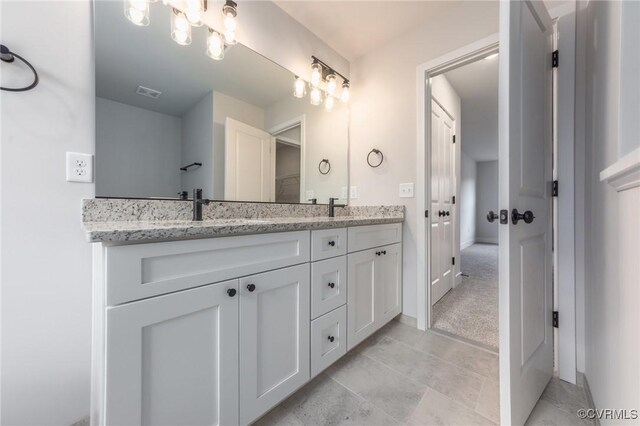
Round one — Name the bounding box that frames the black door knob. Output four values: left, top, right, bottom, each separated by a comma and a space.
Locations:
246, 283, 256, 292
445, 211, 450, 216
227, 288, 236, 297
376, 251, 381, 256
486, 211, 499, 223
511, 209, 536, 225
438, 210, 445, 217
381, 250, 387, 255
328, 282, 335, 288
327, 335, 335, 342
328, 240, 336, 247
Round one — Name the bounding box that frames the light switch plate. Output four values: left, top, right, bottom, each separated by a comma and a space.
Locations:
66, 152, 93, 183
399, 182, 414, 198
341, 186, 349, 199
349, 186, 358, 199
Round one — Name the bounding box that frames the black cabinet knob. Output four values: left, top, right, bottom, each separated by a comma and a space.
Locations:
328, 282, 335, 288
486, 211, 499, 223
445, 211, 450, 216
382, 250, 387, 255
376, 251, 381, 256
327, 335, 335, 342
227, 288, 236, 297
438, 210, 444, 217
328, 240, 336, 247
511, 209, 536, 225
246, 283, 256, 292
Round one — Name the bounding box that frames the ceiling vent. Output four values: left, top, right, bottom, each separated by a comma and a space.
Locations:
135, 85, 162, 99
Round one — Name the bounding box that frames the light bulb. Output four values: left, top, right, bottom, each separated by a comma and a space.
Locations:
326, 74, 337, 95
341, 82, 350, 103
222, 0, 238, 44
206, 30, 225, 60
293, 76, 306, 98
224, 12, 237, 31
310, 62, 322, 87
171, 9, 192, 45
223, 30, 237, 45
124, 0, 149, 26
324, 95, 335, 111
310, 87, 322, 106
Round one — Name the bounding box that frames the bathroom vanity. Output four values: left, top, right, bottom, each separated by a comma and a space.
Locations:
85, 201, 403, 426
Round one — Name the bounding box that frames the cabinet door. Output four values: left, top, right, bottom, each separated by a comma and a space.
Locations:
347, 248, 377, 350
376, 243, 403, 325
239, 264, 310, 425
105, 280, 239, 426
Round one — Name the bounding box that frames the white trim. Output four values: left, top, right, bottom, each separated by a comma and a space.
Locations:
599, 147, 640, 192
269, 115, 307, 203
475, 237, 498, 245
460, 239, 475, 251
416, 33, 499, 331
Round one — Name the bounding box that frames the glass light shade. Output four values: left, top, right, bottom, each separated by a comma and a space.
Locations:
171, 9, 192, 46
310, 87, 323, 106
310, 63, 322, 87
293, 77, 306, 98
222, 1, 238, 44
223, 29, 237, 45
124, 0, 149, 26
206, 30, 225, 60
341, 82, 350, 103
185, 1, 203, 27
224, 11, 237, 31
326, 74, 337, 96
324, 95, 335, 111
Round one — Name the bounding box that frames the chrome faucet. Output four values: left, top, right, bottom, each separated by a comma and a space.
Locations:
192, 189, 210, 221
328, 197, 346, 218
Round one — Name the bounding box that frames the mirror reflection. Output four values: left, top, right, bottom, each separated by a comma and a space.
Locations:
94, 1, 348, 204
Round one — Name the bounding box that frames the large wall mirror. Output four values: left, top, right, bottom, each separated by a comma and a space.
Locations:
94, 1, 348, 204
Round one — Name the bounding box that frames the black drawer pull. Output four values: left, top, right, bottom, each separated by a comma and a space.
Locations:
227, 288, 236, 297
327, 335, 335, 342
328, 282, 335, 288
246, 283, 256, 292
328, 240, 336, 247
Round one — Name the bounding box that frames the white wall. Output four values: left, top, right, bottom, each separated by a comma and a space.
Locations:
579, 0, 640, 419
475, 161, 498, 244
349, 4, 497, 318
460, 152, 477, 249
0, 1, 349, 424
95, 97, 182, 198
0, 1, 94, 424
181, 92, 214, 199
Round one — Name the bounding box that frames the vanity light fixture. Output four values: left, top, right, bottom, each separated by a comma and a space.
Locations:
324, 94, 335, 111
310, 86, 323, 106
124, 0, 150, 26
222, 0, 238, 45
206, 29, 226, 60
326, 73, 337, 96
293, 76, 307, 98
171, 8, 192, 46
340, 81, 350, 103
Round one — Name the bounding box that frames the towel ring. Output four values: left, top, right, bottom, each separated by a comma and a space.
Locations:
367, 149, 384, 168
318, 159, 331, 175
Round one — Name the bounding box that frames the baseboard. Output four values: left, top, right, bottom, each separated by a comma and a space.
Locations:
460, 239, 475, 250
475, 237, 498, 245
454, 272, 463, 287
395, 313, 417, 328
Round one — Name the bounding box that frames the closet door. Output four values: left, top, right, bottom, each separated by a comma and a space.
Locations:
431, 100, 455, 305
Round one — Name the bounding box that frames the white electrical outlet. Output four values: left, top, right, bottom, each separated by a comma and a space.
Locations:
350, 186, 358, 199
66, 152, 93, 183
399, 182, 414, 198
341, 186, 349, 199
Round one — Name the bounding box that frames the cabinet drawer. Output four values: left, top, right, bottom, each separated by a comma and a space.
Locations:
105, 230, 310, 306
311, 228, 347, 261
311, 256, 347, 319
347, 223, 402, 253
311, 305, 347, 377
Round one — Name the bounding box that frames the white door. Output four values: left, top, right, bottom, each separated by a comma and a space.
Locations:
376, 243, 403, 324
225, 117, 274, 202
105, 280, 239, 426
347, 248, 377, 350
499, 1, 554, 424
239, 264, 310, 425
431, 100, 455, 305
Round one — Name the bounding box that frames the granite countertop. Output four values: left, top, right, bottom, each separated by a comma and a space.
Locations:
83, 214, 404, 243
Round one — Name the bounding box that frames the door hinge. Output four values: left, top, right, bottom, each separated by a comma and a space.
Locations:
553, 311, 559, 328
552, 50, 559, 68
452, 135, 456, 143
452, 257, 455, 266
553, 180, 559, 197
452, 196, 456, 204
425, 210, 429, 218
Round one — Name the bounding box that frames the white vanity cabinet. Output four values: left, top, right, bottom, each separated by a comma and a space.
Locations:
347, 223, 403, 350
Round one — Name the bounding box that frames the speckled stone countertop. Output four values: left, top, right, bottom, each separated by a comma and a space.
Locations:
82, 199, 404, 243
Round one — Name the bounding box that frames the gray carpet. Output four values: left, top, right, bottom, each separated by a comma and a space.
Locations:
432, 243, 499, 350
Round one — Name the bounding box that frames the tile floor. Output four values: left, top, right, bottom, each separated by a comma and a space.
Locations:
254, 320, 593, 426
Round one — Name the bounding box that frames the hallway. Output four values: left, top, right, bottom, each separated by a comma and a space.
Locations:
432, 244, 498, 350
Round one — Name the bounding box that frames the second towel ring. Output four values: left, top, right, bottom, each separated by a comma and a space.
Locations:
318, 158, 331, 175
367, 149, 384, 168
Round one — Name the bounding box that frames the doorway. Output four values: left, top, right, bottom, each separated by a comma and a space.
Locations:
274, 127, 302, 203
429, 56, 500, 351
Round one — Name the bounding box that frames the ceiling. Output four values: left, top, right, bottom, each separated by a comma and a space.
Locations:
443, 55, 498, 162
95, 1, 293, 117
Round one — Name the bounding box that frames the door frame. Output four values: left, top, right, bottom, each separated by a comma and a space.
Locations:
416, 33, 499, 331
269, 115, 306, 203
